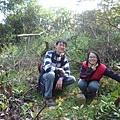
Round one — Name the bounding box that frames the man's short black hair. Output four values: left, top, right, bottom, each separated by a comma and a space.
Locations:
56, 39, 67, 47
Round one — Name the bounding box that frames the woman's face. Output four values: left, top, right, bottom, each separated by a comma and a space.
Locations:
88, 53, 98, 65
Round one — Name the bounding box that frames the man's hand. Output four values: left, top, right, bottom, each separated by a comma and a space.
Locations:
59, 68, 65, 74
55, 78, 63, 90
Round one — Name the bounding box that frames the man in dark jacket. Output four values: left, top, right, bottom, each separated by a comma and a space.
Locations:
42, 39, 76, 106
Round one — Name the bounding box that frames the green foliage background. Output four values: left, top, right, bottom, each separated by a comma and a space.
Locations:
0, 0, 120, 119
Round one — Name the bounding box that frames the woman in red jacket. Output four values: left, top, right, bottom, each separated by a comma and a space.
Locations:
78, 51, 120, 99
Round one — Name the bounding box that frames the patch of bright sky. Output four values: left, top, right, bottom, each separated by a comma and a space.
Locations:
38, 0, 101, 13
0, 0, 101, 23
0, 13, 4, 23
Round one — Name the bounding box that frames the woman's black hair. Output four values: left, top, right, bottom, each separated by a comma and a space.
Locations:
86, 51, 101, 65
56, 39, 67, 47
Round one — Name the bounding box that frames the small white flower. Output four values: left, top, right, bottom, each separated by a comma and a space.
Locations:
118, 24, 120, 29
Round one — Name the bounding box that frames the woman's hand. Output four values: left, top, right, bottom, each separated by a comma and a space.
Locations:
91, 65, 97, 71
91, 64, 98, 71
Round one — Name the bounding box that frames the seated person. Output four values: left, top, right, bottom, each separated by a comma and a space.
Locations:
78, 51, 120, 99
42, 39, 76, 106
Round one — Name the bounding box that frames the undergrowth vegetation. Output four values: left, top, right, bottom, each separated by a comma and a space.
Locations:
0, 40, 120, 120
0, 0, 120, 119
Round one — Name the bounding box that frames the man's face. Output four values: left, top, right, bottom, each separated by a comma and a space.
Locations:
55, 42, 66, 54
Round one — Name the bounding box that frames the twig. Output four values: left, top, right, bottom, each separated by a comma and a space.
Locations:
17, 31, 46, 37
35, 103, 47, 119
19, 84, 37, 100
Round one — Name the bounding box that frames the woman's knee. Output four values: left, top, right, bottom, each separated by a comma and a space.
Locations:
88, 81, 99, 91
78, 79, 87, 89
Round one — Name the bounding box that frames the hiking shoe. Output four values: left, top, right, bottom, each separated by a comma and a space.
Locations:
44, 98, 57, 107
